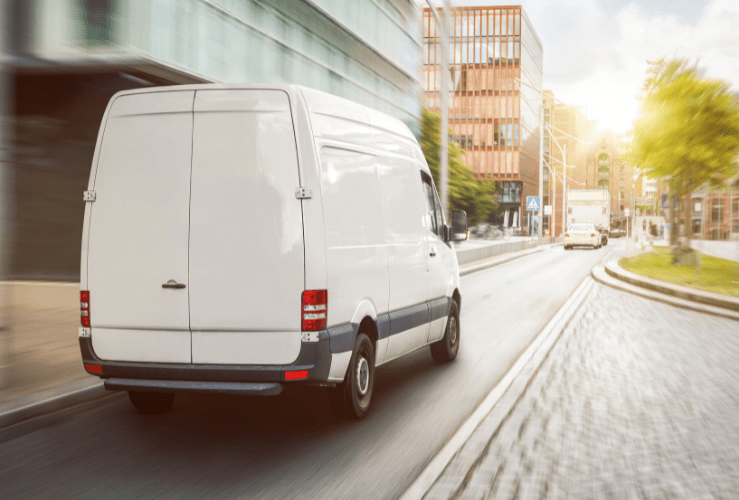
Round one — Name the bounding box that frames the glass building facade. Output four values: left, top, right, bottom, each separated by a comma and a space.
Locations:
6, 0, 422, 278
422, 5, 543, 228
29, 0, 422, 132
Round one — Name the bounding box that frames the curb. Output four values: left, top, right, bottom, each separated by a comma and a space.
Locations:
605, 260, 739, 313
0, 244, 561, 433
400, 278, 595, 500
0, 378, 113, 431
459, 243, 561, 277
592, 265, 739, 322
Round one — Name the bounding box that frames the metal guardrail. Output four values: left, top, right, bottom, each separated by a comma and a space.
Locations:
454, 236, 564, 265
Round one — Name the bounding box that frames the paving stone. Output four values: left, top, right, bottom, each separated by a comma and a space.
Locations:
428, 281, 739, 499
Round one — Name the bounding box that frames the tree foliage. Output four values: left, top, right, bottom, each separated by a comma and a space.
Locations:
628, 59, 739, 197
420, 108, 498, 225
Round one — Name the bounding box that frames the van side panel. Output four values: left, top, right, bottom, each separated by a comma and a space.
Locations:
318, 146, 389, 338
88, 91, 195, 363
376, 155, 427, 312
189, 90, 303, 365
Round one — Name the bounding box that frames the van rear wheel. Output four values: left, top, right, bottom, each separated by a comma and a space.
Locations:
128, 391, 175, 415
329, 333, 374, 419
430, 300, 460, 364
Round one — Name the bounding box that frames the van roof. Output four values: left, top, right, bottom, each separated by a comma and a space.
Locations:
108, 83, 417, 143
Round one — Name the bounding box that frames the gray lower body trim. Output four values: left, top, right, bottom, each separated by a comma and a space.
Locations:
429, 296, 452, 322
327, 323, 357, 354
328, 296, 454, 353
105, 378, 283, 396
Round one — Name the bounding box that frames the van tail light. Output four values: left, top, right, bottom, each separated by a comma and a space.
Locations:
80, 291, 90, 328
285, 370, 309, 381
84, 363, 102, 375
302, 290, 327, 331
564, 233, 570, 238
591, 233, 596, 237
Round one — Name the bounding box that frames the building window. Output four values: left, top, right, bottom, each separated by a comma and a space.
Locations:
497, 124, 520, 148
598, 180, 608, 190
598, 153, 609, 167
494, 124, 499, 147
82, 0, 116, 45
733, 197, 739, 215
598, 167, 609, 178
620, 179, 625, 188
693, 219, 701, 235
620, 164, 625, 173
712, 198, 723, 223
459, 135, 473, 149
499, 181, 522, 203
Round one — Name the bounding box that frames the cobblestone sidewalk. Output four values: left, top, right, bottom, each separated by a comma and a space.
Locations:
429, 282, 739, 499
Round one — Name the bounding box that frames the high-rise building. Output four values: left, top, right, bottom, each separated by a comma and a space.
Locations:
546, 102, 595, 236
422, 5, 544, 230
584, 132, 636, 222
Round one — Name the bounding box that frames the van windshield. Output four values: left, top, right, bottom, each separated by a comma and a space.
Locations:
569, 223, 593, 231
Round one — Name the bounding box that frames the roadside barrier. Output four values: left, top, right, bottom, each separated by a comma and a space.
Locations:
454, 236, 563, 265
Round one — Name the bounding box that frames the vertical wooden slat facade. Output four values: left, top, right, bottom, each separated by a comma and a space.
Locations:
423, 5, 542, 228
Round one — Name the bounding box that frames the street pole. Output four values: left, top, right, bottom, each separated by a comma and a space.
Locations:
561, 143, 567, 236
0, 0, 15, 391
423, 1, 449, 219
537, 101, 543, 241
552, 165, 555, 239
440, 0, 450, 220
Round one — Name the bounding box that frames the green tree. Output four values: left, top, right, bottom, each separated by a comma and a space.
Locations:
420, 108, 498, 225
628, 59, 739, 247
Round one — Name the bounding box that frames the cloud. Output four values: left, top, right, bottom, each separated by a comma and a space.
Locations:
539, 0, 739, 133
524, 0, 623, 84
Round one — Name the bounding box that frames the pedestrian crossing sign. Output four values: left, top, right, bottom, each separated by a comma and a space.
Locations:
526, 196, 541, 211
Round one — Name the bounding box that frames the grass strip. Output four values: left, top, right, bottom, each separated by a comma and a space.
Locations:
620, 246, 739, 297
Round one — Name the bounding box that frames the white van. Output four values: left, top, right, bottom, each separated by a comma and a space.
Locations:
79, 84, 467, 418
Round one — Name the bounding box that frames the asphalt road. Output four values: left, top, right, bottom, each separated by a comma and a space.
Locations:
0, 242, 620, 500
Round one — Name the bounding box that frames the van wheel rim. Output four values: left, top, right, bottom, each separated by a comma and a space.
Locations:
449, 317, 458, 347
357, 356, 369, 396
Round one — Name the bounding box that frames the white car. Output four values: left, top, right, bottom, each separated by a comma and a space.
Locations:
564, 223, 600, 250
78, 84, 467, 419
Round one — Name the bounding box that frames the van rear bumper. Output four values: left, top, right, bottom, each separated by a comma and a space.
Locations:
79, 334, 332, 389
104, 378, 283, 396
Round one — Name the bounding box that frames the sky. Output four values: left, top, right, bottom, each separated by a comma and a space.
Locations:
429, 0, 739, 134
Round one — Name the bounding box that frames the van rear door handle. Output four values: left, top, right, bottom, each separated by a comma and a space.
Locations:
162, 280, 186, 289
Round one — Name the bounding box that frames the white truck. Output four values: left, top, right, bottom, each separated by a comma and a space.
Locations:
566, 189, 610, 245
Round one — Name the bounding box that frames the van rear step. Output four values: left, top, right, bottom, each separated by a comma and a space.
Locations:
104, 378, 283, 396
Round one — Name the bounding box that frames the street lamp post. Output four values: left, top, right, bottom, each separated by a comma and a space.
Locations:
424, 1, 451, 219
562, 143, 567, 236
543, 160, 556, 235
537, 101, 544, 240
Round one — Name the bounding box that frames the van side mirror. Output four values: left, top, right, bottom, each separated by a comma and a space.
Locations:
450, 210, 468, 241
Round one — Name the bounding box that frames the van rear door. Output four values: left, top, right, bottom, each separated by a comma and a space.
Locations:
86, 91, 194, 363
188, 90, 304, 365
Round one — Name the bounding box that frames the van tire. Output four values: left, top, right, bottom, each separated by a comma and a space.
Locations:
430, 300, 460, 364
329, 333, 374, 419
128, 391, 175, 415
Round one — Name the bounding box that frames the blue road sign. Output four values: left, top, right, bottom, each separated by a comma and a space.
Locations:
526, 196, 541, 211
